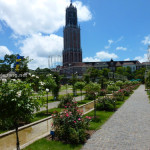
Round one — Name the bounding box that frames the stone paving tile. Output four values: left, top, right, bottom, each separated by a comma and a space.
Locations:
82, 85, 150, 150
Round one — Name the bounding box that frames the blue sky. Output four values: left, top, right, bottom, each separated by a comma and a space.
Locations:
0, 0, 150, 69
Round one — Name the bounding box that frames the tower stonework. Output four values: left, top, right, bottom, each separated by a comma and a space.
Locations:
63, 2, 82, 66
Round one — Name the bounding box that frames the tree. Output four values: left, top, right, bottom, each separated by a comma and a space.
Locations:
0, 80, 41, 150
52, 72, 61, 100
85, 82, 100, 119
4, 54, 30, 74
102, 68, 111, 79
83, 74, 90, 84
44, 74, 56, 113
70, 73, 78, 96
134, 67, 146, 83
75, 82, 85, 100
0, 64, 11, 73
87, 67, 102, 82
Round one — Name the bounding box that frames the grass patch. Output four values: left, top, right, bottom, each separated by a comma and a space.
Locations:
0, 130, 8, 134
85, 110, 114, 130
77, 99, 93, 106
23, 138, 82, 150
31, 108, 62, 122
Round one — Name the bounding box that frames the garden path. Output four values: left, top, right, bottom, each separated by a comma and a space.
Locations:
82, 85, 150, 150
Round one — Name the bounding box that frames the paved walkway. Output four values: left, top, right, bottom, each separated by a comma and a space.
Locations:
82, 85, 150, 150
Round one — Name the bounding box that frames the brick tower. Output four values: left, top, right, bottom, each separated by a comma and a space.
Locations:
63, 1, 82, 66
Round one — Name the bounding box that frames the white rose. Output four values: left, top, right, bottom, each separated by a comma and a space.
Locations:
46, 88, 49, 92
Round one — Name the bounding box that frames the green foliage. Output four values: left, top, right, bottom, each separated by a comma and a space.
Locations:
87, 67, 102, 82
53, 102, 91, 144
107, 85, 119, 92
70, 74, 78, 96
26, 74, 41, 92
52, 72, 61, 100
44, 74, 56, 92
115, 80, 124, 88
113, 90, 124, 101
134, 67, 145, 83
58, 94, 74, 108
4, 54, 30, 73
97, 97, 116, 111
99, 89, 107, 96
85, 82, 100, 99
0, 64, 11, 74
74, 82, 85, 91
0, 80, 42, 130
83, 74, 90, 84
0, 79, 43, 149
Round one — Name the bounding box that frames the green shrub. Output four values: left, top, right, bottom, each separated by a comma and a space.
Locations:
58, 94, 73, 108
97, 97, 116, 111
99, 89, 107, 96
115, 80, 123, 88
107, 85, 119, 92
113, 90, 124, 101
53, 102, 91, 144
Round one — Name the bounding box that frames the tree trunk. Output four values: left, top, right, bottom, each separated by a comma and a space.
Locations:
94, 98, 96, 120
15, 125, 20, 150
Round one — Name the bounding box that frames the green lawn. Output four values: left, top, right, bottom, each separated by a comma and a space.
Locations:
31, 108, 62, 122
23, 139, 82, 150
77, 99, 93, 106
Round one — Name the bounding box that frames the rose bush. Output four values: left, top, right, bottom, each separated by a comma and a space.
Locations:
53, 102, 91, 144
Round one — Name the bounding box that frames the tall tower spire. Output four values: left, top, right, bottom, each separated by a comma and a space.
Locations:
63, 2, 82, 66
71, 0, 72, 4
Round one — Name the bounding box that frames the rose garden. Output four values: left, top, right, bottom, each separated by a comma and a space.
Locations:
0, 66, 146, 150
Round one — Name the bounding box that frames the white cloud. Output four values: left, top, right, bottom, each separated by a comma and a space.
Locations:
142, 35, 150, 45
83, 57, 100, 62
83, 51, 118, 62
96, 51, 118, 60
20, 34, 63, 69
0, 46, 12, 58
115, 36, 124, 43
134, 54, 147, 62
73, 1, 92, 22
108, 40, 114, 45
116, 46, 127, 51
124, 58, 130, 61
0, 0, 92, 35
105, 40, 114, 49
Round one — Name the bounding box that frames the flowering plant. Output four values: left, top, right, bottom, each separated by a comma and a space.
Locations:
58, 94, 74, 108
53, 102, 91, 144
99, 89, 107, 96
113, 90, 124, 101
0, 79, 42, 149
